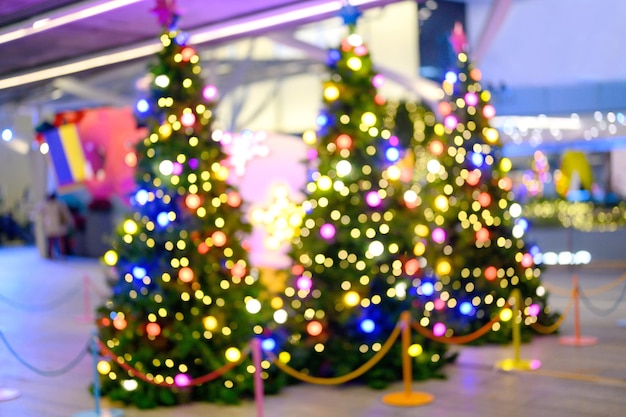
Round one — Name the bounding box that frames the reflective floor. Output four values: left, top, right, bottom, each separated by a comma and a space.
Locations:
1, 245, 625, 417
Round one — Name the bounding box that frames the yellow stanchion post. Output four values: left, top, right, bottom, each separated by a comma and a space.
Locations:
559, 275, 598, 346
381, 312, 434, 407
495, 289, 541, 371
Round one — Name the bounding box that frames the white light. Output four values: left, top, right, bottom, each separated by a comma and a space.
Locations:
273, 309, 288, 324
336, 160, 352, 177
0, 0, 143, 45
246, 299, 262, 314
426, 159, 441, 174
557, 251, 573, 265
121, 379, 138, 391
159, 160, 174, 176
509, 203, 522, 218
574, 250, 592, 265
512, 224, 524, 238
1, 128, 13, 141
368, 241, 384, 257
40, 142, 50, 154
542, 252, 558, 265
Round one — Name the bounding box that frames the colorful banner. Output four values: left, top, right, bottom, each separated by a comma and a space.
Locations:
45, 124, 89, 188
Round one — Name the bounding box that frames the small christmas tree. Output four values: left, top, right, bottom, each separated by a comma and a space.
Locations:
95, 6, 283, 408
270, 6, 451, 388
408, 31, 558, 343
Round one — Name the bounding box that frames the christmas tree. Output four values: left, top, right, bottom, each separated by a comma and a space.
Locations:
270, 6, 451, 388
95, 7, 283, 408
408, 40, 558, 343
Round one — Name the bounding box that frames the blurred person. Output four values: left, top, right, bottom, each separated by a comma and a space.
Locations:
35, 193, 75, 259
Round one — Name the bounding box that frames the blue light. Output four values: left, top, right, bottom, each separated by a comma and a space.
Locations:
1, 128, 13, 141
360, 319, 375, 333
175, 31, 189, 45
132, 266, 147, 279
516, 218, 529, 231
135, 189, 149, 205
459, 302, 473, 315
529, 244, 541, 256
316, 114, 329, 127
421, 282, 435, 296
385, 147, 400, 162
261, 338, 276, 351
328, 49, 341, 64
157, 212, 170, 227
136, 99, 150, 113
470, 152, 484, 167
445, 71, 458, 84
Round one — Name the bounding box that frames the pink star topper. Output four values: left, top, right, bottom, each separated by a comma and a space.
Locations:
152, 0, 178, 27
449, 21, 468, 54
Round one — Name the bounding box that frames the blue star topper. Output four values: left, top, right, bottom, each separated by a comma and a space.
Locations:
339, 3, 362, 26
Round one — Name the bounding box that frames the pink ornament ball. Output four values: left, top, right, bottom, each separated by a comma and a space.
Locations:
174, 373, 191, 387
366, 191, 382, 207
320, 223, 336, 240
432, 227, 446, 244
203, 84, 218, 101
433, 322, 447, 337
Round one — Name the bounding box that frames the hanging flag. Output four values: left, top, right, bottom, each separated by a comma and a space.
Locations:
44, 124, 89, 188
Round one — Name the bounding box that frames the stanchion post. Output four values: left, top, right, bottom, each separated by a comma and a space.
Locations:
559, 275, 598, 346
381, 312, 434, 407
72, 332, 124, 417
251, 338, 264, 417
76, 275, 94, 323
495, 289, 541, 371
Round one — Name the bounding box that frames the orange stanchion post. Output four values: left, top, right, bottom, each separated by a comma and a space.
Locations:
251, 338, 264, 417
560, 275, 598, 346
495, 289, 541, 371
382, 312, 434, 407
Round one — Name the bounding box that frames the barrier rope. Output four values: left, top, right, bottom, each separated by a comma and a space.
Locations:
578, 272, 626, 297
411, 303, 510, 345
0, 282, 82, 312
542, 282, 573, 297
0, 330, 89, 377
529, 291, 574, 334
96, 339, 250, 387
579, 280, 626, 317
265, 318, 402, 385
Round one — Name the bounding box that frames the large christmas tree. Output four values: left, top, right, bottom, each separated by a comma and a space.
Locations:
95, 8, 282, 408
408, 45, 558, 343
270, 7, 451, 388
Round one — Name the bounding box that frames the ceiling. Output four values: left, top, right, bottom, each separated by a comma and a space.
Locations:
0, 0, 404, 108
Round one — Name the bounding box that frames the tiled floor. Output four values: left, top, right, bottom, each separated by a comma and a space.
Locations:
1, 244, 626, 417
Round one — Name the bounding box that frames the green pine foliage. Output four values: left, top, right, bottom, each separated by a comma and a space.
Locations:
403, 52, 559, 344
94, 26, 285, 408
271, 31, 452, 389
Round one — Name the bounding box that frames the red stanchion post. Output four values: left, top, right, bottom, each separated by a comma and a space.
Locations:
560, 275, 598, 346
251, 338, 264, 417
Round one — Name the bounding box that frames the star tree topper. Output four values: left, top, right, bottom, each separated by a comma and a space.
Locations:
339, 2, 362, 28
152, 0, 178, 28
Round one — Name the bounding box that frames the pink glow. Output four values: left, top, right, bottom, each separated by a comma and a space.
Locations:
365, 191, 382, 207
203, 84, 218, 101
444, 114, 458, 130
432, 227, 446, 244
433, 322, 447, 337
372, 74, 385, 88
174, 373, 190, 387
296, 276, 312, 290
181, 112, 196, 127
482, 104, 496, 118
521, 253, 534, 268
434, 299, 446, 310
528, 303, 541, 317
172, 162, 183, 175
320, 223, 336, 239
464, 92, 479, 106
